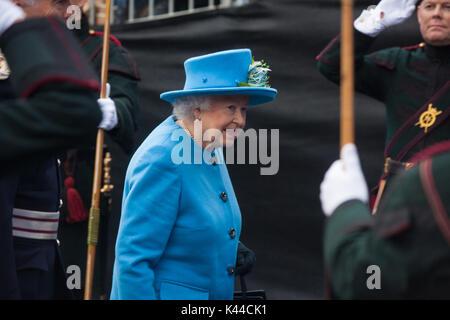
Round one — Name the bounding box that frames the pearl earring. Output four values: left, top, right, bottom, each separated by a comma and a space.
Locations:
193, 118, 202, 146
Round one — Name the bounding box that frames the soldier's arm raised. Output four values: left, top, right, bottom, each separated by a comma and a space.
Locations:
316, 30, 389, 102
354, 0, 418, 38
316, 0, 418, 102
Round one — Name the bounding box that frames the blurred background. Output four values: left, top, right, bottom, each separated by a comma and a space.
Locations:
76, 0, 424, 299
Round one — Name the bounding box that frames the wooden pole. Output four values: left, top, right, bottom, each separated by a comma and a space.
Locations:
340, 0, 355, 148
84, 0, 112, 300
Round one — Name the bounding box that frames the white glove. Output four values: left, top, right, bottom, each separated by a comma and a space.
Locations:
354, 0, 419, 37
98, 83, 118, 131
320, 143, 369, 216
0, 0, 26, 37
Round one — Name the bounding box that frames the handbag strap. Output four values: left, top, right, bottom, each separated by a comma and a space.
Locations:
239, 275, 248, 299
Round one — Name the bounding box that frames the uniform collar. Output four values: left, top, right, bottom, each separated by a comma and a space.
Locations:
424, 43, 450, 63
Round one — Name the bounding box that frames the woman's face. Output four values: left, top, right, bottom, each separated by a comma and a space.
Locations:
196, 95, 249, 148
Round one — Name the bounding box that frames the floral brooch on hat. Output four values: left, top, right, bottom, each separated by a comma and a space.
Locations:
238, 58, 272, 88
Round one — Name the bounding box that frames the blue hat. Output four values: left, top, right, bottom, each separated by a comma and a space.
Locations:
160, 49, 277, 106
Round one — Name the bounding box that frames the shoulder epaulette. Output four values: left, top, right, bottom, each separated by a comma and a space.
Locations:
401, 42, 425, 51
88, 30, 122, 47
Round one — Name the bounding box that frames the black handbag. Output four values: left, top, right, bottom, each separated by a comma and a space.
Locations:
233, 275, 266, 300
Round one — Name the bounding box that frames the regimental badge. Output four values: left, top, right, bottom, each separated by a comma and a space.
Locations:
415, 104, 443, 133
0, 50, 11, 80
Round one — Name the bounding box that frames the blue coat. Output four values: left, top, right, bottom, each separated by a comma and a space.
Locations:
110, 116, 242, 300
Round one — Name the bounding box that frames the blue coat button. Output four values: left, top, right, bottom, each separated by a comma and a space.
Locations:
220, 192, 228, 202
227, 266, 235, 275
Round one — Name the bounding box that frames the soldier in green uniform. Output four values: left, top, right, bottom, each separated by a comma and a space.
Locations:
11, 0, 140, 299
316, 0, 449, 209
0, 0, 105, 299
68, 1, 141, 299
0, 4, 102, 173
320, 142, 450, 299
63, 8, 141, 300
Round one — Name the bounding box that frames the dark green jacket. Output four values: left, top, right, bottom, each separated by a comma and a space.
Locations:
0, 16, 102, 299
59, 17, 141, 219
0, 17, 102, 175
317, 30, 450, 162
74, 16, 141, 153
57, 18, 141, 299
324, 145, 450, 299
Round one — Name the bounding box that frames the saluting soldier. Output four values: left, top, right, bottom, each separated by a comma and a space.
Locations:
316, 0, 450, 209
0, 0, 105, 299
319, 142, 450, 299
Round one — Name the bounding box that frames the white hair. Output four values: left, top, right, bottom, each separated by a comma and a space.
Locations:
172, 95, 212, 121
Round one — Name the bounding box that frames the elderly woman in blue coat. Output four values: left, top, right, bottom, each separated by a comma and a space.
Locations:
110, 49, 277, 300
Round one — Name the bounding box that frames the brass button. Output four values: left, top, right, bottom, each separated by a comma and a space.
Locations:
229, 228, 236, 239
220, 192, 228, 202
